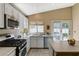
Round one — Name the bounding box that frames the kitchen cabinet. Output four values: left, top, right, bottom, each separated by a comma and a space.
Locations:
19, 12, 28, 29
26, 37, 30, 53
13, 7, 19, 20
8, 50, 15, 56
0, 47, 16, 56
30, 36, 44, 48
18, 13, 28, 37
4, 3, 28, 29
5, 3, 13, 17
48, 40, 53, 56
0, 4, 5, 29
24, 16, 28, 29
5, 3, 19, 20
30, 36, 37, 48
37, 36, 44, 48
18, 13, 24, 28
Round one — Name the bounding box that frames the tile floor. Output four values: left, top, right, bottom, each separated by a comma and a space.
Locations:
28, 49, 49, 56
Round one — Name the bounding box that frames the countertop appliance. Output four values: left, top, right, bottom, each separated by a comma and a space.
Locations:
0, 38, 27, 56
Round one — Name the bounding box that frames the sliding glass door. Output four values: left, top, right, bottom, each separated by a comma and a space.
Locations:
52, 20, 72, 41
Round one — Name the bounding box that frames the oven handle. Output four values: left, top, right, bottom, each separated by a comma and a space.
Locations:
19, 46, 26, 56
20, 42, 26, 49
20, 45, 26, 52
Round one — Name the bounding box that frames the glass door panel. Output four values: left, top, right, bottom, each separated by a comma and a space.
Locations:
53, 22, 61, 40
52, 20, 72, 41
62, 23, 69, 40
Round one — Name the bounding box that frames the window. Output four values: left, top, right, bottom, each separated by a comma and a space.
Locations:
29, 24, 44, 33
29, 25, 37, 33
37, 25, 44, 32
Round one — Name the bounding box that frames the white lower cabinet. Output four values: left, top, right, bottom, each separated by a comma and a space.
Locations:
37, 36, 44, 48
8, 50, 15, 56
30, 36, 37, 48
27, 37, 30, 53
48, 43, 53, 56
30, 36, 44, 48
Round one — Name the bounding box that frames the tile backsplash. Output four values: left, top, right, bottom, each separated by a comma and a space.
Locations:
0, 29, 15, 41
0, 29, 16, 35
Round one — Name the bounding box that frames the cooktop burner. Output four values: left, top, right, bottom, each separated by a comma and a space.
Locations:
0, 39, 26, 47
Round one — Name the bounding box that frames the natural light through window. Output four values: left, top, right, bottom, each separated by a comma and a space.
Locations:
29, 24, 44, 33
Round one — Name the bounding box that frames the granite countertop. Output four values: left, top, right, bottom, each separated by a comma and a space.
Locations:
0, 47, 16, 56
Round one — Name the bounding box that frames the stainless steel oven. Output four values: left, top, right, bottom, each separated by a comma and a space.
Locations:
0, 38, 27, 56
19, 44, 26, 56
18, 41, 27, 56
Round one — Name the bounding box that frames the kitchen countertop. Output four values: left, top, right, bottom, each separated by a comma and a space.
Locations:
0, 47, 16, 56
30, 34, 53, 37
48, 39, 79, 56
49, 40, 79, 52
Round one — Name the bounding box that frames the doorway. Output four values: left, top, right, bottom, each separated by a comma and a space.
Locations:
52, 20, 72, 41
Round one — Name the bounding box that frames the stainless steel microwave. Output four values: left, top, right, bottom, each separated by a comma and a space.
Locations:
4, 14, 19, 28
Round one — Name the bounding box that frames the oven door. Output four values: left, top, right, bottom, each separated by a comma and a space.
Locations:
19, 43, 27, 56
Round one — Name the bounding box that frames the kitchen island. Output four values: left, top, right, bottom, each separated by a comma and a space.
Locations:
48, 39, 79, 56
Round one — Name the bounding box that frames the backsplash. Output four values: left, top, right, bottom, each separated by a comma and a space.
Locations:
0, 29, 17, 36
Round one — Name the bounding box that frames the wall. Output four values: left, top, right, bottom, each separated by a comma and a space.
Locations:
29, 7, 72, 33
72, 4, 79, 40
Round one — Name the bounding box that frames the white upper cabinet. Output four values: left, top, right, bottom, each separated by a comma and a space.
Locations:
13, 7, 19, 20
0, 4, 5, 28
0, 3, 28, 29
5, 4, 19, 20
5, 4, 13, 17
18, 13, 24, 28
26, 37, 30, 53
18, 12, 28, 29
24, 16, 28, 29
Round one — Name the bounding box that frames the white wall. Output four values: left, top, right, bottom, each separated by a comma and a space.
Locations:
72, 4, 79, 40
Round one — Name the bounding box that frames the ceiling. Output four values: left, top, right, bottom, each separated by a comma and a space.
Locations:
13, 3, 75, 16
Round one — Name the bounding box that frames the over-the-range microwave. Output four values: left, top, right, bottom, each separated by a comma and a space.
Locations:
4, 14, 19, 28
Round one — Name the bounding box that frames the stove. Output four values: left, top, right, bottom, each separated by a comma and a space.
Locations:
0, 38, 27, 56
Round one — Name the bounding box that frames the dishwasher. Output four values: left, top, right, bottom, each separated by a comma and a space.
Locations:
44, 37, 48, 48
43, 35, 53, 48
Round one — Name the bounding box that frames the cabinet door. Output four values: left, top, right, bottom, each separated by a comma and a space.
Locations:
27, 37, 30, 53
24, 17, 28, 29
30, 36, 37, 48
5, 4, 13, 16
0, 4, 5, 28
8, 50, 15, 56
37, 36, 44, 48
18, 13, 24, 28
13, 7, 19, 20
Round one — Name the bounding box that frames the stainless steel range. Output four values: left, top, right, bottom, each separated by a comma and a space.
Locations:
0, 38, 27, 56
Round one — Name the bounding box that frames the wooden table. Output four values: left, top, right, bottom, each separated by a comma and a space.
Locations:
49, 41, 79, 56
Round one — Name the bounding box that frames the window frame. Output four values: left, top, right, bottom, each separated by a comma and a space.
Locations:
29, 23, 44, 33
